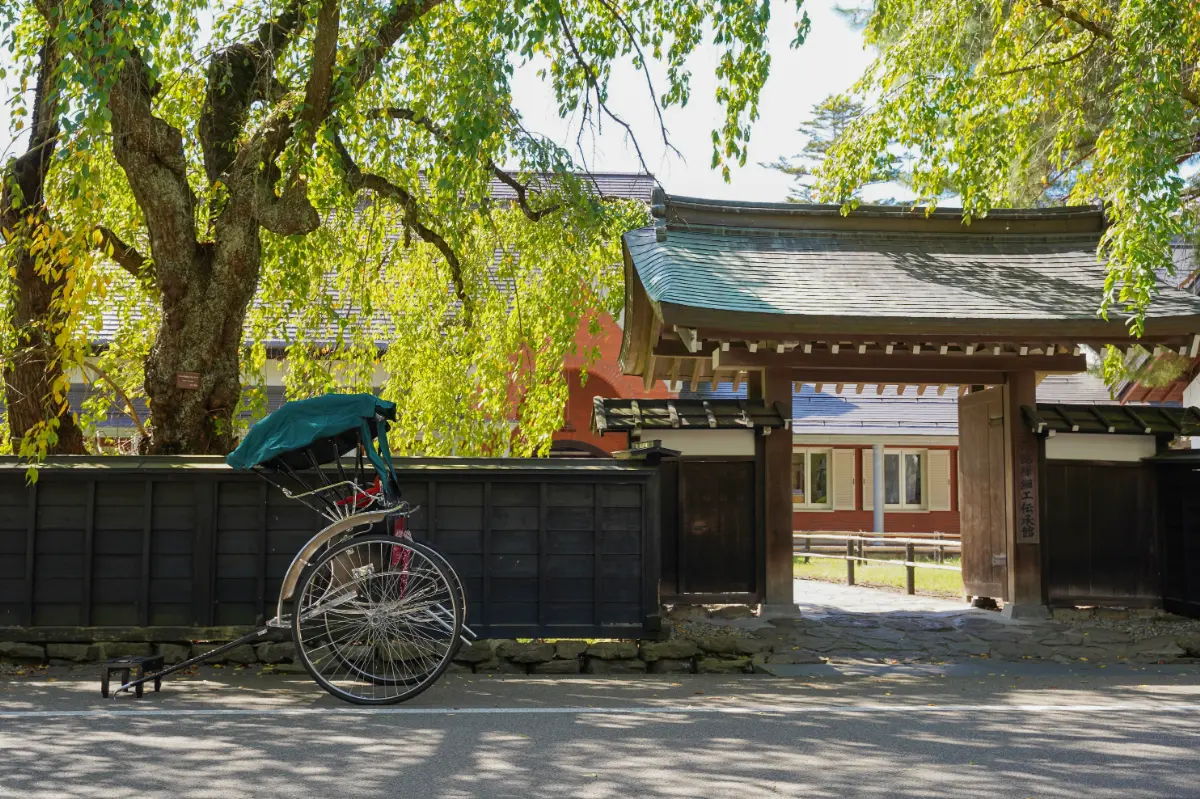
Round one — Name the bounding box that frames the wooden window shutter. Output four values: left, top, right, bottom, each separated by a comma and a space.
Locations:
928, 449, 952, 511
862, 448, 873, 511
832, 449, 855, 510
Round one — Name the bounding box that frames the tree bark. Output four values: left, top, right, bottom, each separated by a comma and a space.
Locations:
1, 37, 86, 454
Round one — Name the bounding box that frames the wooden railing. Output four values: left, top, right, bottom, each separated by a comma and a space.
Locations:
793, 532, 962, 595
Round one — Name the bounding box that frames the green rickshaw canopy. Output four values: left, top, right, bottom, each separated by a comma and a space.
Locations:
226, 393, 397, 471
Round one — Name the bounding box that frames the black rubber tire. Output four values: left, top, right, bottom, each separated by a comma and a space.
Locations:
292, 532, 461, 705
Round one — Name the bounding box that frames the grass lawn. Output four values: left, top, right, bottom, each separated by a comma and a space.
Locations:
793, 554, 964, 598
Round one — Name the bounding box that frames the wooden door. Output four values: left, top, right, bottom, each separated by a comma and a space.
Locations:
1159, 464, 1200, 617
958, 387, 1009, 600
678, 460, 756, 596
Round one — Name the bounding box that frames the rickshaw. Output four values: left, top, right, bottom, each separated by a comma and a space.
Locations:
102, 394, 474, 705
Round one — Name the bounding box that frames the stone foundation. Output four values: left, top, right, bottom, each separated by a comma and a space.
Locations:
0, 636, 760, 675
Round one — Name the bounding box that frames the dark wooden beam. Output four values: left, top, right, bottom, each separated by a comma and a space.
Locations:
708, 348, 1087, 374
657, 301, 1200, 340
785, 368, 1008, 385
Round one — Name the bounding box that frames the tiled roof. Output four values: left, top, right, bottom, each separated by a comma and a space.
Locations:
679, 372, 1159, 437
626, 225, 1200, 323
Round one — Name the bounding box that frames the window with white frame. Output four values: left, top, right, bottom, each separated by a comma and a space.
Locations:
884, 449, 925, 509
793, 448, 831, 508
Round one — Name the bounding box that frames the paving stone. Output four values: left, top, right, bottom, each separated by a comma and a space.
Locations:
764, 617, 805, 629
586, 658, 647, 674
1129, 635, 1187, 659
650, 658, 694, 674
531, 659, 582, 675
1177, 635, 1200, 657
271, 662, 309, 675
1075, 628, 1132, 645
766, 651, 824, 665
554, 641, 589, 659
697, 656, 751, 674
586, 642, 638, 660
639, 640, 698, 661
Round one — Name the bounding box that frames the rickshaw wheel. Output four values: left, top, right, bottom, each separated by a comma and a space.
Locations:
292, 532, 461, 705
311, 536, 468, 687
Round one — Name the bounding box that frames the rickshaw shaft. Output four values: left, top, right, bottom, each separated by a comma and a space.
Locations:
111, 627, 270, 697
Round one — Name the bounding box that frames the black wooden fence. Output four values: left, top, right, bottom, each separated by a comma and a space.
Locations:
0, 457, 661, 639
1042, 460, 1160, 607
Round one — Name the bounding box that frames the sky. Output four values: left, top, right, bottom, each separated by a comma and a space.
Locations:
0, 0, 876, 203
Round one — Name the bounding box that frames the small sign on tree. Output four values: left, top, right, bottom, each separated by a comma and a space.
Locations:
175, 372, 201, 390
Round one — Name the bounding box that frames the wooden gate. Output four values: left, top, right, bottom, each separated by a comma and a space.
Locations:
1158, 460, 1200, 617
675, 459, 757, 599
1043, 461, 1158, 606
958, 387, 1009, 600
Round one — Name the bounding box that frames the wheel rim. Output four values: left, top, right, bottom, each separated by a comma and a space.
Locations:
294, 536, 459, 702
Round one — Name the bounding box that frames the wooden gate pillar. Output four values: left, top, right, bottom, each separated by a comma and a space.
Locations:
761, 367, 794, 605
1004, 370, 1049, 618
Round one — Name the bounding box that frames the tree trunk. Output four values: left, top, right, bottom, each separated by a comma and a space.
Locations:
141, 232, 260, 455
3, 239, 88, 455
1, 37, 86, 455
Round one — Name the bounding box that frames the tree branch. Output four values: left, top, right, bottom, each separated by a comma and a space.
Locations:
351, 0, 447, 92
79, 361, 148, 440
556, 11, 653, 176
592, 0, 681, 160
94, 226, 151, 284
294, 0, 340, 162
1035, 0, 1199, 107
993, 33, 1099, 77
331, 132, 473, 324
198, 0, 307, 183
372, 107, 562, 221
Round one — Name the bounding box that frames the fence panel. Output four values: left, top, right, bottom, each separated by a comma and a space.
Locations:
0, 457, 661, 639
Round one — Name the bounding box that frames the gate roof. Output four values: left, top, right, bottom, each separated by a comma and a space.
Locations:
620, 192, 1200, 390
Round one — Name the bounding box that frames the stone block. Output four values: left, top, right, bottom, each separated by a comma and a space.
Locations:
697, 656, 750, 674
649, 658, 694, 674
710, 605, 755, 620
586, 641, 638, 660
553, 640, 588, 659
475, 657, 528, 674
531, 659, 582, 675
444, 662, 474, 674
1177, 635, 1200, 658
639, 640, 698, 662
255, 641, 295, 663
156, 644, 191, 665
735, 637, 773, 655
47, 643, 99, 662
224, 645, 258, 665
665, 605, 710, 621
0, 642, 45, 662
497, 642, 555, 664
454, 640, 499, 664
692, 635, 740, 655
585, 658, 647, 674
98, 642, 153, 660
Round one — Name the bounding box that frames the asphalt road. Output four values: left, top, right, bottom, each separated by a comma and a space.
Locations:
2, 664, 1199, 798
